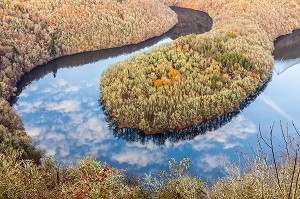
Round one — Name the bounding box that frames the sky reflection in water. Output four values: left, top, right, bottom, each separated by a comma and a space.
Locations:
13, 25, 300, 181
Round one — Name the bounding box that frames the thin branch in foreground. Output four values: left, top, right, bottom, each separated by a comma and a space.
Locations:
259, 125, 271, 149
256, 132, 268, 165
292, 121, 300, 137
281, 121, 290, 166
260, 124, 282, 191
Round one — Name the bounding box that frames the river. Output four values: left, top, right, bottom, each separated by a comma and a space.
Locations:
12, 7, 300, 182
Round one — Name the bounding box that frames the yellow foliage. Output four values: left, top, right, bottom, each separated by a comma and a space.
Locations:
168, 68, 178, 79
154, 79, 163, 88
252, 72, 257, 79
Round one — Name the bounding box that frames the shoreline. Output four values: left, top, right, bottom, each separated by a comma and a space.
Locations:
1, 0, 300, 198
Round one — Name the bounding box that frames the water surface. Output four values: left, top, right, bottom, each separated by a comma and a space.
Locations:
13, 9, 300, 182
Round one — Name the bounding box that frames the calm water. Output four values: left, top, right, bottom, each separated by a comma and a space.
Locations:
13, 8, 300, 182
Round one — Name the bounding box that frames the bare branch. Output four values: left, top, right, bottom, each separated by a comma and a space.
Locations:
257, 133, 268, 165
258, 124, 282, 190
281, 121, 290, 166
259, 125, 271, 149
269, 123, 282, 191
292, 121, 300, 137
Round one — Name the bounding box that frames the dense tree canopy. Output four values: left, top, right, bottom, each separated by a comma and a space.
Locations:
100, 0, 300, 133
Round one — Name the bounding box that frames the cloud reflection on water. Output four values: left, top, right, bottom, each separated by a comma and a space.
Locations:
196, 154, 229, 172
260, 94, 294, 121
14, 57, 300, 179
112, 149, 165, 168
13, 22, 300, 178
15, 61, 300, 178
46, 100, 81, 113
15, 74, 258, 176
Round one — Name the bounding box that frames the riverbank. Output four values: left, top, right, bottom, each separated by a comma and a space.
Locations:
1, 0, 300, 198
0, 0, 177, 160
0, 2, 210, 197
0, 0, 177, 100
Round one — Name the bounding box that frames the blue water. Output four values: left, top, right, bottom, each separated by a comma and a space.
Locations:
13, 26, 300, 182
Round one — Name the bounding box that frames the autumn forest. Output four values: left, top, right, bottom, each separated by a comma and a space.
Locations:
1, 0, 300, 198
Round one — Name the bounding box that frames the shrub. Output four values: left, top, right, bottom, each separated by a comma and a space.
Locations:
0, 151, 60, 199
209, 123, 300, 198
142, 158, 206, 199
61, 157, 133, 199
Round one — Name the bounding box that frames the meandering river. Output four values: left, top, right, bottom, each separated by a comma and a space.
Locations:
12, 7, 300, 182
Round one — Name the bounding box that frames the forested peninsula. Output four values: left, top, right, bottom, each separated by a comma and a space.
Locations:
101, 0, 300, 133
1, 0, 300, 198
